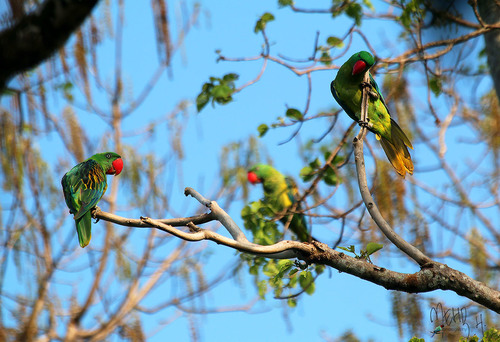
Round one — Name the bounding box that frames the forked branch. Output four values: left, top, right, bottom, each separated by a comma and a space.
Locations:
91, 185, 500, 313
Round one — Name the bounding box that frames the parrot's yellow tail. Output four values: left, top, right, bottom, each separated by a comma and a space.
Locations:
379, 119, 414, 177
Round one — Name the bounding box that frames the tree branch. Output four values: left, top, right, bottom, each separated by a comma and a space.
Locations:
353, 72, 432, 266
0, 0, 100, 90
90, 187, 500, 313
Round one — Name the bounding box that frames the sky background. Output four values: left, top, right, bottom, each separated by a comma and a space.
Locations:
1, 0, 496, 341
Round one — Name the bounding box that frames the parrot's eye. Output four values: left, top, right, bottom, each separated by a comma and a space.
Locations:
106, 153, 111, 159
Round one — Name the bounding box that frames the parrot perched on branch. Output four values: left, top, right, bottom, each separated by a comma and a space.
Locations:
330, 50, 414, 177
247, 164, 312, 242
61, 152, 123, 248
430, 324, 444, 337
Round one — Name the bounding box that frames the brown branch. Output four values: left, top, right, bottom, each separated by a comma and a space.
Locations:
0, 0, 100, 90
353, 72, 432, 266
304, 247, 500, 313
90, 187, 500, 313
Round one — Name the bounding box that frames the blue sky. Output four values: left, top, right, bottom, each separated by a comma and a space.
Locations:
1, 0, 496, 341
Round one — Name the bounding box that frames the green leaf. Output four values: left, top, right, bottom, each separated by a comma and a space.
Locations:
338, 245, 355, 253
365, 242, 383, 256
299, 271, 314, 294
429, 77, 442, 97
326, 36, 344, 48
362, 0, 375, 11
287, 298, 297, 307
285, 108, 303, 120
249, 264, 260, 275
255, 12, 275, 33
196, 88, 210, 112
257, 280, 268, 298
408, 338, 425, 342
257, 124, 269, 137
320, 51, 332, 65
278, 0, 293, 7
304, 280, 315, 295
324, 167, 340, 186
196, 73, 240, 112
212, 84, 233, 102
345, 3, 363, 26
299, 165, 314, 182
310, 158, 321, 169
223, 73, 239, 82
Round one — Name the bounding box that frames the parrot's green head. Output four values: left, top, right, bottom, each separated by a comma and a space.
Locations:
247, 164, 273, 184
347, 50, 375, 76
89, 152, 123, 176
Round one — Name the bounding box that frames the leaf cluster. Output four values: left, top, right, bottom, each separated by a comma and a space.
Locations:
338, 243, 383, 263
196, 73, 239, 112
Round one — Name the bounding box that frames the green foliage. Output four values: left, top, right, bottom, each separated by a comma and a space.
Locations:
241, 201, 282, 245
399, 0, 425, 29
254, 12, 275, 33
407, 338, 424, 342
319, 50, 332, 65
55, 81, 74, 102
285, 108, 303, 121
300, 152, 343, 187
241, 252, 323, 305
338, 243, 383, 263
365, 242, 383, 256
326, 36, 344, 48
278, 0, 293, 7
345, 2, 363, 26
428, 76, 442, 97
196, 73, 239, 112
241, 196, 325, 305
483, 327, 500, 342
257, 123, 269, 137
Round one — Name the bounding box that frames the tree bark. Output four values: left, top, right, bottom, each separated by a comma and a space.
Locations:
0, 0, 99, 90
478, 0, 500, 100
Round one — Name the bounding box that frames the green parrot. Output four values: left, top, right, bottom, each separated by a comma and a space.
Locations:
330, 50, 414, 177
247, 164, 312, 242
61, 152, 123, 248
430, 324, 444, 337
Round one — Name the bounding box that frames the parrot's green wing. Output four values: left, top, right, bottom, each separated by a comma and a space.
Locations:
284, 176, 310, 242
331, 51, 414, 177
369, 73, 390, 112
330, 80, 359, 122
62, 159, 107, 247
64, 160, 107, 219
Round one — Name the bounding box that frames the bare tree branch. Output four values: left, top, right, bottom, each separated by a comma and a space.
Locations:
0, 0, 100, 90
90, 187, 500, 313
353, 72, 432, 266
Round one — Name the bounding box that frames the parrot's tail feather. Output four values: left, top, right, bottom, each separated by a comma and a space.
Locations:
377, 118, 414, 177
75, 211, 92, 248
390, 118, 413, 149
379, 137, 414, 177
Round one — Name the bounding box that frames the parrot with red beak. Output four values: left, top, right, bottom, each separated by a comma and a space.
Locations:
330, 51, 414, 177
247, 164, 312, 242
61, 152, 123, 247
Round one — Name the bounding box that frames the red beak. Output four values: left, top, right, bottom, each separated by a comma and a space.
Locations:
352, 60, 367, 76
247, 171, 260, 184
107, 158, 123, 176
